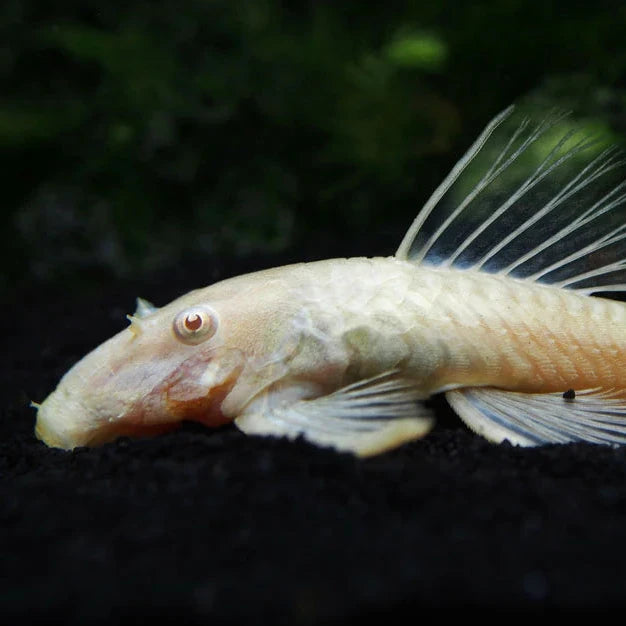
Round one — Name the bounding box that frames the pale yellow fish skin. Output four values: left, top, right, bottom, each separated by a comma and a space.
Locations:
35, 256, 626, 450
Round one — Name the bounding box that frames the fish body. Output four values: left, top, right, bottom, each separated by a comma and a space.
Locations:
35, 106, 626, 455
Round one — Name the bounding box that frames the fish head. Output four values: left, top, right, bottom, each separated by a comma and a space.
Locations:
35, 270, 299, 449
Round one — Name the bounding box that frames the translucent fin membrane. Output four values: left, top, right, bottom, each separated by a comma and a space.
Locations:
447, 387, 626, 447
235, 371, 433, 456
396, 106, 626, 295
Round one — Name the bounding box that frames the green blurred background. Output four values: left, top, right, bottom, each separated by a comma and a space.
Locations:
3, 0, 626, 296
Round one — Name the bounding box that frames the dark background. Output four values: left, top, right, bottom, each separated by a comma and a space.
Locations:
4, 0, 626, 295
4, 1, 626, 622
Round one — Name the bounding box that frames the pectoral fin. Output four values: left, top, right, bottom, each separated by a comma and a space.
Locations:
446, 387, 626, 446
235, 372, 433, 457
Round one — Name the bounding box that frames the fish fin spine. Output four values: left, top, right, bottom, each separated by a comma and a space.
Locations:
396, 105, 626, 296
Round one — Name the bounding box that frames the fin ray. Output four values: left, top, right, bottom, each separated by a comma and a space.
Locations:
396, 104, 626, 296
472, 141, 617, 272
396, 105, 516, 261
447, 387, 626, 447
235, 371, 433, 456
450, 128, 592, 270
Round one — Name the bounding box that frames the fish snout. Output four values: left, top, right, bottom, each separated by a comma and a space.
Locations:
35, 386, 111, 448
34, 327, 176, 449
34, 365, 183, 449
35, 329, 246, 449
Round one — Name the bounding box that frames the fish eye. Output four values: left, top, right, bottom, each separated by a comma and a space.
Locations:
173, 306, 218, 345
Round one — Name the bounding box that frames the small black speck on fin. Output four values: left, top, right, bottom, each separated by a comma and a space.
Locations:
562, 388, 576, 400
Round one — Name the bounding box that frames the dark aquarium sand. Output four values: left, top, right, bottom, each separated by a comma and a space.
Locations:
3, 252, 626, 623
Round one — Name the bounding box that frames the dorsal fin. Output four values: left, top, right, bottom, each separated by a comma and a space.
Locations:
396, 105, 626, 295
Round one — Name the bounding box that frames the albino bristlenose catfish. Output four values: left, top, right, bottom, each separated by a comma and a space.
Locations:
35, 105, 626, 456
